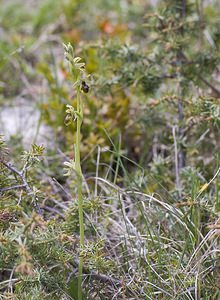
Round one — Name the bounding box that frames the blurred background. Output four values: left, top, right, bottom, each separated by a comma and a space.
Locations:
1, 0, 220, 189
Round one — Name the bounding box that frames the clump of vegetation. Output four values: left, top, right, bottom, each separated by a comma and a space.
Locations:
0, 0, 220, 299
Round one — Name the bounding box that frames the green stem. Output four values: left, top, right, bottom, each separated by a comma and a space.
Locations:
75, 87, 84, 300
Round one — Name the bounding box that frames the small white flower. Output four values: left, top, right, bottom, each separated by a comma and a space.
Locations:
63, 159, 76, 176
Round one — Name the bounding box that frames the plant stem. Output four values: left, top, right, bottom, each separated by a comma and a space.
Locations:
75, 87, 84, 300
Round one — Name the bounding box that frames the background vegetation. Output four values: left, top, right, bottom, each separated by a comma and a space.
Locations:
0, 0, 220, 299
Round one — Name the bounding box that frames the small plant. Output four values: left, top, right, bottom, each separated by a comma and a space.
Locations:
63, 42, 90, 300
0, 141, 44, 215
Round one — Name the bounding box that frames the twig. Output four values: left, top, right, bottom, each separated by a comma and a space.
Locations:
42, 205, 65, 217
198, 75, 220, 97
45, 196, 68, 210
179, 51, 220, 96
177, 97, 185, 170
8, 267, 15, 294
0, 159, 21, 176
70, 258, 120, 285
0, 159, 42, 215
52, 177, 72, 200
21, 159, 30, 176
172, 0, 187, 190
95, 145, 101, 197
172, 126, 181, 194
70, 259, 139, 298
0, 184, 26, 193
0, 278, 19, 288
88, 271, 121, 285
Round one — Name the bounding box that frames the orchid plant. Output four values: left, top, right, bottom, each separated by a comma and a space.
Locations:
63, 43, 90, 300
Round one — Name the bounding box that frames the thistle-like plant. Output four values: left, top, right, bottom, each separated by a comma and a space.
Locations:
63, 43, 90, 300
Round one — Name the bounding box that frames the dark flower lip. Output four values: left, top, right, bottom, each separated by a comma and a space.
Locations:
81, 81, 90, 93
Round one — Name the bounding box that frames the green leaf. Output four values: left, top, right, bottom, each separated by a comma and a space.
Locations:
67, 277, 88, 300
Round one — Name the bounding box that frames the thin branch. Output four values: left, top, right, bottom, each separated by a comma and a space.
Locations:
95, 145, 101, 197
21, 159, 30, 176
177, 97, 185, 170
0, 278, 19, 288
52, 177, 72, 200
0, 159, 42, 215
42, 205, 65, 218
181, 0, 187, 18
198, 75, 220, 96
175, 0, 187, 186
179, 51, 220, 96
88, 271, 121, 285
70, 260, 139, 298
172, 126, 181, 194
0, 184, 26, 193
1, 160, 21, 176
70, 258, 120, 285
